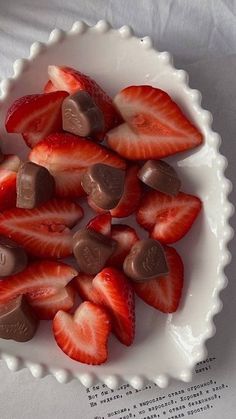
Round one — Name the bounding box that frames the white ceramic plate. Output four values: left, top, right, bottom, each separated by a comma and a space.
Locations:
0, 21, 233, 390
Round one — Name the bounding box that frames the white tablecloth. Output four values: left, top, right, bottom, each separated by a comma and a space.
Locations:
0, 1, 236, 418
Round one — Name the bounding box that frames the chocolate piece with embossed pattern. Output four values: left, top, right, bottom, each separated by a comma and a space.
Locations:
123, 239, 168, 282
0, 236, 28, 278
81, 163, 125, 210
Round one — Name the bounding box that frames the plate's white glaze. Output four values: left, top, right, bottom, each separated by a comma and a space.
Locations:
0, 21, 234, 390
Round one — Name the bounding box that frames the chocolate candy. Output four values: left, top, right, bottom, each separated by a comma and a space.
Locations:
138, 160, 181, 196
81, 163, 125, 210
0, 236, 28, 277
16, 161, 55, 209
0, 296, 38, 342
123, 239, 168, 282
73, 228, 117, 275
62, 91, 104, 137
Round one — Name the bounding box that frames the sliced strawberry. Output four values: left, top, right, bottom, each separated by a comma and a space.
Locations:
0, 260, 77, 304
93, 267, 135, 346
5, 91, 68, 148
0, 199, 83, 258
44, 80, 57, 93
108, 225, 139, 267
133, 246, 184, 313
29, 133, 126, 198
107, 85, 203, 160
0, 169, 17, 212
111, 165, 142, 217
53, 301, 111, 365
73, 273, 99, 303
86, 212, 112, 236
27, 284, 76, 320
87, 165, 142, 217
48, 65, 120, 140
0, 155, 21, 172
137, 190, 202, 244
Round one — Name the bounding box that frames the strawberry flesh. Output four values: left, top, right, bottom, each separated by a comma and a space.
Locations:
53, 301, 111, 365
107, 85, 203, 160
137, 190, 202, 244
133, 246, 184, 313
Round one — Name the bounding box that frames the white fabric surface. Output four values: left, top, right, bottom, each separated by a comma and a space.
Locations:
0, 1, 236, 418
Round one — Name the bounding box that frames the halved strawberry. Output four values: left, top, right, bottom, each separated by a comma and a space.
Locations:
0, 199, 83, 258
48, 65, 120, 140
29, 133, 126, 198
44, 80, 57, 93
137, 190, 202, 244
73, 273, 99, 302
110, 165, 142, 218
27, 284, 76, 320
93, 267, 135, 346
0, 154, 21, 172
133, 246, 184, 313
0, 169, 17, 212
86, 212, 112, 236
0, 260, 77, 304
108, 225, 139, 267
87, 165, 142, 218
107, 85, 203, 160
5, 91, 68, 148
53, 301, 111, 365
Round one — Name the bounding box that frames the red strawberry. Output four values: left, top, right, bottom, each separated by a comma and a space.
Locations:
53, 301, 111, 365
93, 267, 135, 346
0, 199, 83, 258
0, 260, 77, 304
86, 212, 112, 236
48, 65, 120, 140
74, 273, 99, 303
29, 133, 126, 198
108, 225, 139, 267
5, 91, 68, 148
27, 284, 76, 320
0, 169, 17, 212
0, 154, 21, 172
137, 190, 202, 244
110, 165, 142, 218
133, 246, 184, 313
107, 85, 203, 160
87, 165, 142, 218
44, 80, 57, 93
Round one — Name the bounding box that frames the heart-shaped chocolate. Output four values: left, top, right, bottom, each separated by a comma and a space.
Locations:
73, 228, 117, 275
0, 296, 38, 342
81, 163, 125, 210
138, 160, 181, 196
16, 162, 55, 209
123, 238, 169, 282
62, 91, 104, 137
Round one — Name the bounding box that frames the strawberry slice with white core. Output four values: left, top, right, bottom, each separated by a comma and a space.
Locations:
137, 190, 202, 244
93, 267, 135, 346
73, 273, 99, 303
107, 85, 203, 160
5, 91, 68, 148
53, 301, 111, 365
133, 246, 184, 313
27, 284, 76, 320
0, 261, 77, 304
0, 199, 83, 258
29, 133, 126, 198
86, 212, 112, 236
